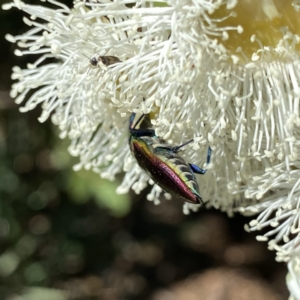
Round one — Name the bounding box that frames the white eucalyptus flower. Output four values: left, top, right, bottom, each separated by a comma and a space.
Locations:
3, 0, 300, 297
287, 255, 300, 300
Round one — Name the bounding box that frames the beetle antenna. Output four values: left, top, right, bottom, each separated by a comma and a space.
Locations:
81, 53, 94, 74
172, 139, 194, 153
82, 53, 90, 59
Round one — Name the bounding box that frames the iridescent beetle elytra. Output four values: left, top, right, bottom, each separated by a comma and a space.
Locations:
129, 113, 211, 204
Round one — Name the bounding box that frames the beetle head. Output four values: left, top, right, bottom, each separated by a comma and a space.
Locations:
129, 113, 155, 137
129, 113, 145, 132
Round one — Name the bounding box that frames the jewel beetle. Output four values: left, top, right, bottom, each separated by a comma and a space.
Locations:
129, 113, 211, 204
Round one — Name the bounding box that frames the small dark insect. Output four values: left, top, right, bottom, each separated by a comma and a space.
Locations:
129, 113, 211, 204
89, 55, 121, 67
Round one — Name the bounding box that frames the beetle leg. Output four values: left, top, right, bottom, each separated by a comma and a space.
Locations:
206, 146, 212, 165
189, 147, 212, 175
189, 163, 207, 174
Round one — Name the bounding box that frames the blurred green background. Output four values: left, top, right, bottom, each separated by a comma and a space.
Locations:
0, 1, 289, 299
